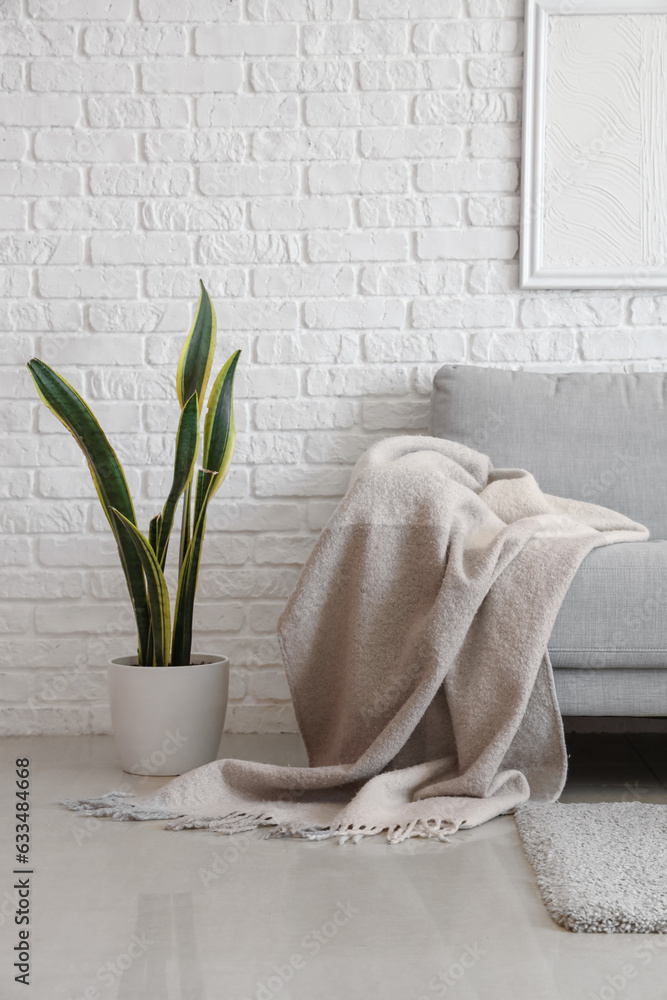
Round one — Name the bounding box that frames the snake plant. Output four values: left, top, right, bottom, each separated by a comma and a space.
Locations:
27, 282, 240, 667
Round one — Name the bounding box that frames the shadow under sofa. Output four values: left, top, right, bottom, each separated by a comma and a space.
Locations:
429, 364, 667, 718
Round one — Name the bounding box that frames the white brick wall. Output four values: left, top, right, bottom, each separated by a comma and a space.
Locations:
0, 0, 660, 736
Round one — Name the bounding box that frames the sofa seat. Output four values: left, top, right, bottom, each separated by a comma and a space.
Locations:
550, 540, 667, 669
550, 541, 667, 716
430, 364, 667, 715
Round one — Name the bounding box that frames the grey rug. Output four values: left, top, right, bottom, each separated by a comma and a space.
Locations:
515, 802, 667, 933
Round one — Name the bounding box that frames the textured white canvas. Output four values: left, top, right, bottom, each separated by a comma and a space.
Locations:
545, 15, 667, 270
521, 1, 667, 288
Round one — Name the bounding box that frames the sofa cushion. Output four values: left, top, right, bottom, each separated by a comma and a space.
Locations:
549, 541, 667, 668
430, 365, 667, 538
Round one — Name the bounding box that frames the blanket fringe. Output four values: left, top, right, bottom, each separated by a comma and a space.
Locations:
164, 811, 274, 835
268, 816, 459, 844
61, 797, 460, 844
61, 792, 180, 823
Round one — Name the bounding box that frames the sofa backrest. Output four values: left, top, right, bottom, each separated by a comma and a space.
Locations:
429, 365, 667, 539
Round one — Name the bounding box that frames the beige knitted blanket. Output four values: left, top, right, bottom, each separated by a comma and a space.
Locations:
65, 437, 648, 843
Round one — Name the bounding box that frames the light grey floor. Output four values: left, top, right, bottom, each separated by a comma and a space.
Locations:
1, 732, 666, 1000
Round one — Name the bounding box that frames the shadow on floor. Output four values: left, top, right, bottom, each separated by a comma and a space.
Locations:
561, 731, 667, 802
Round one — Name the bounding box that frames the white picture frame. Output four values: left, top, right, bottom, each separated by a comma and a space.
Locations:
521, 0, 667, 289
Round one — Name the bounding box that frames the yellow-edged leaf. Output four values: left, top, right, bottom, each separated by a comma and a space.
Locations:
110, 509, 171, 667
176, 280, 216, 412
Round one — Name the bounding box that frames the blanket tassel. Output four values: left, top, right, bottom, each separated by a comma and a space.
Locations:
61, 797, 461, 845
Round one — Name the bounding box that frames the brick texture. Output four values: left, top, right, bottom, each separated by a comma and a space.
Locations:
0, 1, 642, 736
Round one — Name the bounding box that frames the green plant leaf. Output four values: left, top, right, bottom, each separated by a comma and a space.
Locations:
171, 351, 241, 665
201, 349, 240, 509
149, 514, 160, 555
171, 470, 215, 666
176, 280, 216, 413
27, 358, 150, 665
178, 481, 192, 577
156, 392, 199, 567
110, 509, 171, 667
175, 283, 214, 579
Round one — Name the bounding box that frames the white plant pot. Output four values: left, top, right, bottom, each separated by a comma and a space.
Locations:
108, 653, 229, 776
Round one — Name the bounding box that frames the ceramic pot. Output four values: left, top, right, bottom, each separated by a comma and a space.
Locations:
108, 653, 229, 776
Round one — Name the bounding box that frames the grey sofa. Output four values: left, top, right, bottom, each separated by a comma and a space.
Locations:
430, 365, 667, 717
